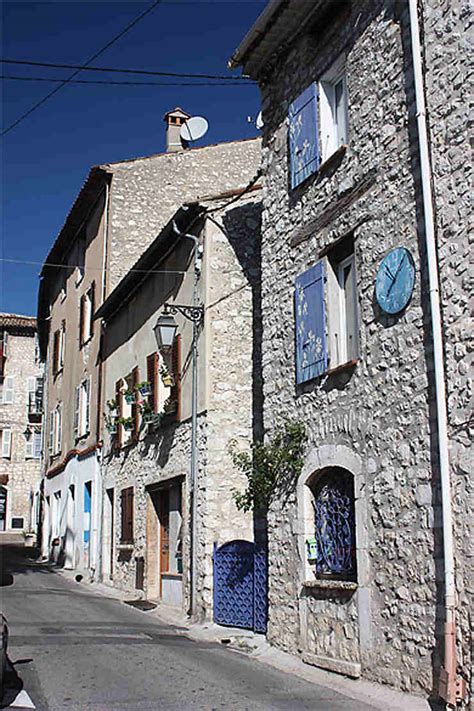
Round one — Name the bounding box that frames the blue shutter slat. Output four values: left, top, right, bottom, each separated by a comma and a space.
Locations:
295, 261, 327, 384
289, 83, 319, 189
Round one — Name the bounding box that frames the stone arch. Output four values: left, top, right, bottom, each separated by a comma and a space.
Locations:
296, 444, 367, 584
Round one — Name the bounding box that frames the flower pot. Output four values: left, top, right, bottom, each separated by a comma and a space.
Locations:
162, 375, 174, 388
125, 393, 135, 405
138, 385, 151, 397
106, 425, 117, 435
123, 421, 134, 431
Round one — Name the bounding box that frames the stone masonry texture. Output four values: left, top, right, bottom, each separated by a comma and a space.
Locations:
0, 322, 43, 532
249, 0, 472, 701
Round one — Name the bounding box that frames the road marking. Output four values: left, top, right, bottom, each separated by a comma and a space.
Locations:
4, 688, 35, 709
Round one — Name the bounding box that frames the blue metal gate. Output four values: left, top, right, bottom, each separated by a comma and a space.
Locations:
213, 540, 268, 633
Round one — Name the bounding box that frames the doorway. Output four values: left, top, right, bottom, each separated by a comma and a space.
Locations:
102, 488, 114, 580
0, 486, 6, 531
146, 480, 183, 605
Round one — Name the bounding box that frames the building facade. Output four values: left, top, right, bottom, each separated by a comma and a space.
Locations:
0, 314, 43, 535
96, 188, 261, 619
231, 0, 471, 706
38, 116, 261, 584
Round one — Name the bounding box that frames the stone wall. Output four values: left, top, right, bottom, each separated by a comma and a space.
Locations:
104, 138, 262, 292
0, 328, 43, 531
101, 188, 262, 622
254, 0, 470, 698
421, 0, 473, 695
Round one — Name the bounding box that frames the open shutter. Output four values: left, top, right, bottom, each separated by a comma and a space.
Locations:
295, 261, 328, 384
147, 352, 158, 413
171, 335, 181, 421
57, 406, 62, 453
59, 322, 65, 367
127, 488, 134, 542
115, 380, 123, 448
3, 376, 14, 404
132, 367, 139, 439
26, 432, 34, 459
89, 282, 95, 338
79, 295, 85, 346
74, 386, 81, 439
49, 411, 54, 454
33, 430, 42, 459
1, 429, 12, 458
289, 83, 320, 189
53, 330, 59, 373
3, 332, 8, 358
84, 379, 91, 434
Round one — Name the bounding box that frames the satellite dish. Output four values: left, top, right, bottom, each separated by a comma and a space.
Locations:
180, 116, 209, 142
256, 111, 264, 130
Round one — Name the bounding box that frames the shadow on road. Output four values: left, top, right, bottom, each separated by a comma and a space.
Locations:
0, 657, 24, 709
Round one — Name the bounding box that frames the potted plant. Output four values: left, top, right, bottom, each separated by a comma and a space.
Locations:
163, 397, 177, 415
160, 365, 174, 388
135, 381, 151, 397
123, 388, 135, 405
104, 413, 118, 434
117, 416, 134, 431
106, 398, 118, 412
140, 401, 162, 427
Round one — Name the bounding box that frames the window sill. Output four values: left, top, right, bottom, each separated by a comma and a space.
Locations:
303, 579, 357, 591
161, 572, 182, 580
326, 358, 359, 376
318, 143, 348, 174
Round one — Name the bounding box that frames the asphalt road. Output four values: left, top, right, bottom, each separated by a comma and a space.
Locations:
0, 545, 373, 711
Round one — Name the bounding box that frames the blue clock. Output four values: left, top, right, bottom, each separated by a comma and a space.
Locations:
375, 247, 415, 314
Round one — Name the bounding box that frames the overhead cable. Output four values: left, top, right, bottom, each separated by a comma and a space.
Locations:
1, 58, 255, 82
1, 75, 252, 88
0, 257, 185, 276
1, 0, 163, 137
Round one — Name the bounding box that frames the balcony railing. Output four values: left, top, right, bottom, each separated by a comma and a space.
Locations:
28, 392, 43, 417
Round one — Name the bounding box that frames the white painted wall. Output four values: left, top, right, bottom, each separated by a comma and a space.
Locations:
43, 452, 100, 575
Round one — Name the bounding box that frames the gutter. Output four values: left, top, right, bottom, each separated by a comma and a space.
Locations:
407, 1, 465, 705
228, 0, 285, 70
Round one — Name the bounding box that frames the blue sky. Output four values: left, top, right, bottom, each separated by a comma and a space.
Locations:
1, 1, 264, 316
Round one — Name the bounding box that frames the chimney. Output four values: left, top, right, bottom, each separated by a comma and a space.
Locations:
164, 107, 191, 152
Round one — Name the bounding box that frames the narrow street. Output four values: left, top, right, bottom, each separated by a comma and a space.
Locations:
0, 545, 374, 711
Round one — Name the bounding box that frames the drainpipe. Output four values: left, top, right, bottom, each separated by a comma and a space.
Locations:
172, 219, 204, 618
407, 2, 464, 705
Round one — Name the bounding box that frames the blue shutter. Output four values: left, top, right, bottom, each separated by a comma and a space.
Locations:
295, 261, 327, 384
289, 83, 319, 189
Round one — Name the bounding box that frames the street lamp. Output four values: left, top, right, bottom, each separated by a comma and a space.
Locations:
153, 301, 204, 618
153, 311, 178, 351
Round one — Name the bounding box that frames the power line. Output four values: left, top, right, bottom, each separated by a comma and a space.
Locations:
1, 75, 252, 88
1, 0, 163, 137
0, 258, 186, 276
1, 58, 254, 82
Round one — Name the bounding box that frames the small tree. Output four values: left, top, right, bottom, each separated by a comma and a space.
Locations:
229, 420, 306, 512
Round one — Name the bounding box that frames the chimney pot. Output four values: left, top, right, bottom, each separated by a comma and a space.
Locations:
163, 107, 191, 153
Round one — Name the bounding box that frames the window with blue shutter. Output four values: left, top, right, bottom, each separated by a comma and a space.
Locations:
295, 261, 328, 384
289, 83, 320, 189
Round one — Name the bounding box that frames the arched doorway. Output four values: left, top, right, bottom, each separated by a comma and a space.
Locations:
0, 486, 7, 531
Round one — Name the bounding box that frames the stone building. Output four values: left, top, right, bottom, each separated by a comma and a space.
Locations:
231, 0, 471, 706
0, 314, 43, 535
96, 187, 261, 618
38, 111, 261, 586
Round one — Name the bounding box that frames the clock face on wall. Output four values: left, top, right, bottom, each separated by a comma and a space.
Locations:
375, 247, 415, 314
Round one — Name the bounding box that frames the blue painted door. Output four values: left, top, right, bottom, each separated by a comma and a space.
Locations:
213, 540, 267, 633
84, 482, 92, 567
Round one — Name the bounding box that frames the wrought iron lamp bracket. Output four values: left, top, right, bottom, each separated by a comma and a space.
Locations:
163, 303, 204, 325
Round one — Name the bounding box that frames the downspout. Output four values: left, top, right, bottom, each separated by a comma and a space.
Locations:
95, 180, 110, 583
172, 219, 204, 619
407, 2, 463, 705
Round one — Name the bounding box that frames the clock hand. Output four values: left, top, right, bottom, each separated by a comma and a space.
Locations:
383, 264, 395, 280
387, 253, 406, 296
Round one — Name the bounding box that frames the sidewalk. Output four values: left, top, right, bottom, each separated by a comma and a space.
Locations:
59, 568, 435, 711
